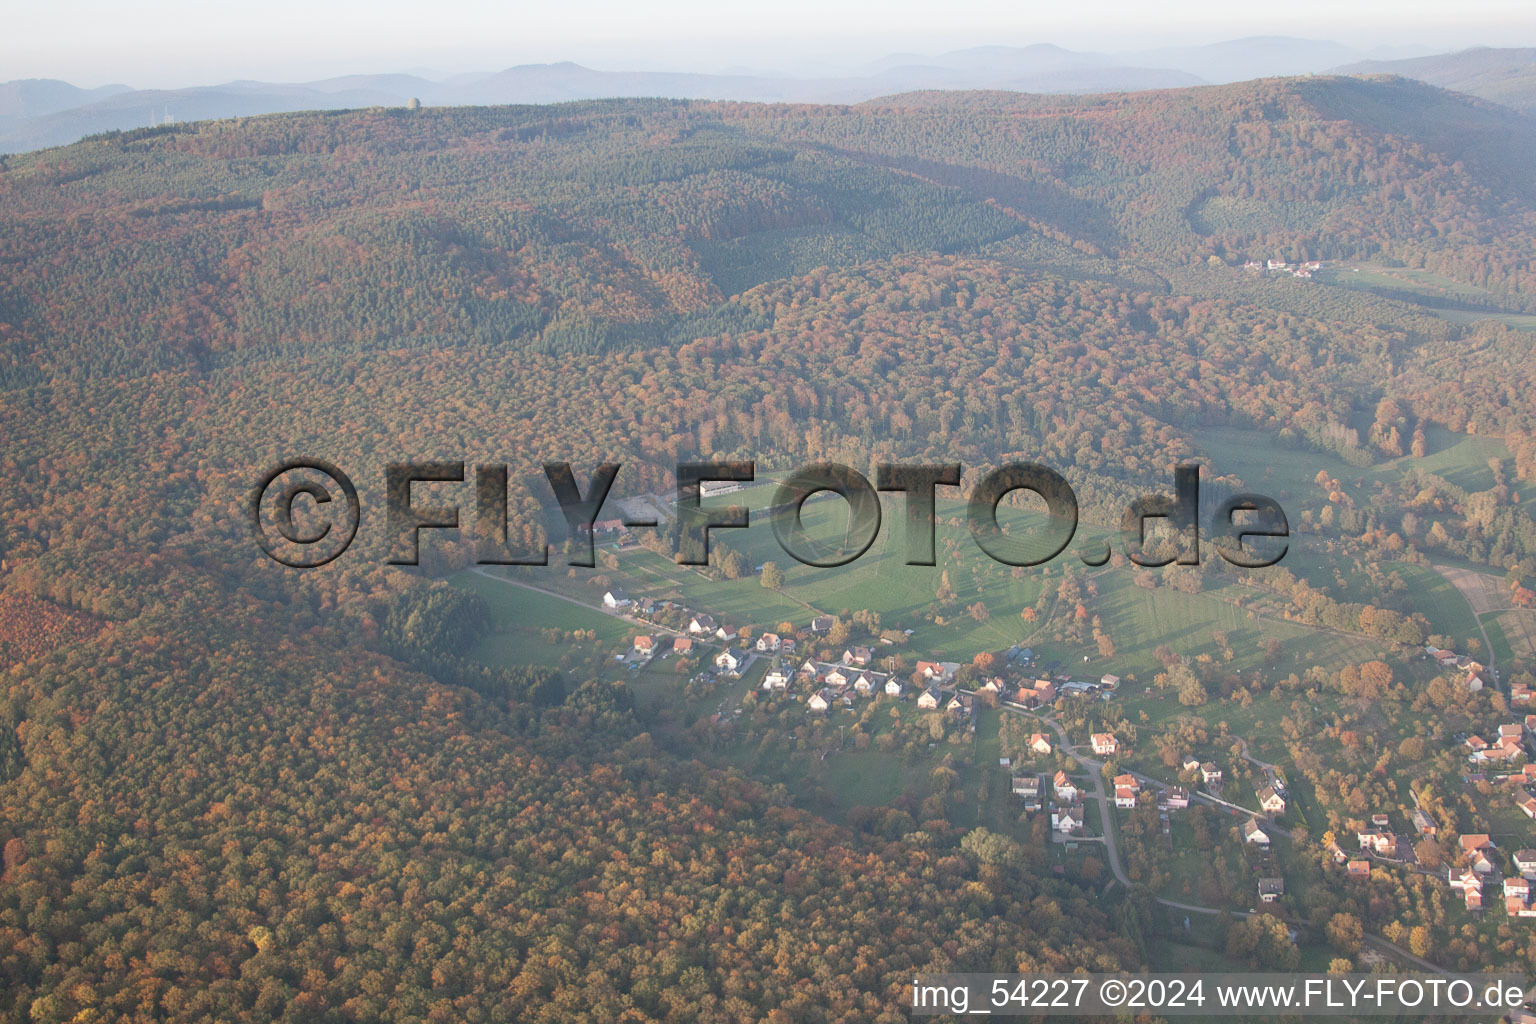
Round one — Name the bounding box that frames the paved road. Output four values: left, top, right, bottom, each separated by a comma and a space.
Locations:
1026, 712, 1133, 894
1000, 703, 1446, 974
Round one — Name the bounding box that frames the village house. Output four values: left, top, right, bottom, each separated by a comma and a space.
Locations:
852, 673, 877, 696
1358, 831, 1398, 858
1515, 850, 1536, 879
1518, 794, 1536, 820
761, 665, 789, 690
842, 646, 872, 667
1477, 743, 1524, 764
1162, 786, 1190, 810
824, 667, 849, 689
1515, 683, 1533, 705
806, 690, 830, 712
1258, 785, 1287, 816
688, 614, 716, 635
884, 677, 904, 698
1462, 833, 1496, 854
1114, 786, 1137, 809
755, 632, 781, 653
1451, 867, 1490, 910
1052, 806, 1084, 835
1028, 733, 1054, 756
1412, 809, 1436, 837
1090, 732, 1118, 756
632, 635, 654, 653
602, 588, 632, 609
1257, 878, 1285, 903
1100, 673, 1121, 689
1200, 762, 1222, 785
1053, 770, 1079, 803
1012, 776, 1042, 810
714, 648, 747, 674
917, 686, 941, 710
1347, 860, 1371, 878
1244, 819, 1269, 845
1462, 834, 1498, 874
809, 616, 833, 633
672, 637, 693, 654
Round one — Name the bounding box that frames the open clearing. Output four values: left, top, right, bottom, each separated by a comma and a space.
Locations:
1434, 564, 1511, 616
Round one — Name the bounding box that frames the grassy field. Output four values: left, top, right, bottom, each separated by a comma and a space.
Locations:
455, 569, 631, 668
1197, 424, 1508, 505
1318, 263, 1504, 306
1433, 309, 1536, 332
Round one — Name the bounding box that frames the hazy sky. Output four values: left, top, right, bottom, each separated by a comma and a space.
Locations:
8, 0, 1536, 87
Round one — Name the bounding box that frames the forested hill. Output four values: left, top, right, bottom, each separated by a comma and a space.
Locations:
0, 75, 1532, 384
2, 73, 1536, 1019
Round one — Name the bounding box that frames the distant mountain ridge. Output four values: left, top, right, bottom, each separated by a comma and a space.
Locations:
1, 37, 1530, 155
0, 57, 1203, 154
0, 78, 131, 119
1334, 47, 1536, 112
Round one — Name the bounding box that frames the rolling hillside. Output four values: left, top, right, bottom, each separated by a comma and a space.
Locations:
1336, 47, 1536, 112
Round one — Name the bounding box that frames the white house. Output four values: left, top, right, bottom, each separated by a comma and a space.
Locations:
1090, 733, 1118, 756
807, 690, 830, 712
1258, 878, 1284, 903
1258, 786, 1287, 815
1244, 819, 1270, 845
1012, 775, 1041, 801
602, 588, 632, 608
1514, 850, 1536, 879
689, 614, 716, 635
714, 648, 746, 674
1053, 770, 1078, 802
884, 678, 904, 697
1052, 806, 1084, 834
761, 667, 789, 691
755, 632, 781, 653
1028, 733, 1053, 756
